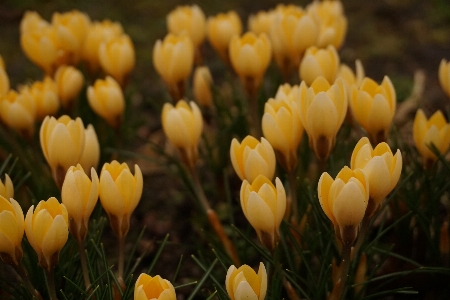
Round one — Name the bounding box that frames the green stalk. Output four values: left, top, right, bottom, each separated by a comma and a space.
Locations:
45, 268, 57, 300
13, 263, 41, 299
77, 239, 91, 291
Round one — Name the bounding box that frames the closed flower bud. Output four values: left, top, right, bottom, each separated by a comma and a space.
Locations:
350, 76, 396, 145
248, 10, 274, 36
20, 14, 60, 75
28, 77, 60, 121
82, 20, 123, 73
240, 175, 286, 250
0, 55, 9, 97
162, 100, 203, 168
229, 32, 272, 91
20, 11, 48, 34
193, 66, 213, 108
167, 5, 206, 48
134, 273, 176, 300
153, 33, 194, 101
207, 11, 242, 63
299, 45, 340, 86
306, 0, 347, 49
0, 195, 24, 265
99, 34, 135, 86
40, 115, 85, 186
79, 124, 100, 173
99, 161, 143, 238
54, 65, 84, 109
351, 137, 402, 217
0, 89, 36, 138
413, 109, 450, 169
262, 84, 304, 172
25, 197, 69, 270
298, 76, 347, 161
230, 136, 276, 183
439, 59, 450, 99
318, 166, 368, 245
87, 76, 124, 128
51, 10, 91, 65
62, 164, 99, 241
337, 59, 365, 97
0, 174, 14, 200
270, 5, 318, 76
226, 262, 267, 300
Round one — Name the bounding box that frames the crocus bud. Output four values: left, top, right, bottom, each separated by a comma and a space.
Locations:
306, 0, 347, 49
167, 5, 206, 48
318, 166, 368, 245
79, 124, 100, 173
413, 109, 450, 169
350, 76, 396, 145
54, 65, 84, 109
240, 175, 286, 250
99, 34, 135, 86
40, 115, 85, 186
350, 137, 402, 217
153, 33, 194, 101
248, 10, 274, 36
51, 10, 91, 65
62, 164, 99, 241
230, 136, 276, 183
99, 161, 143, 238
20, 11, 48, 34
0, 89, 36, 138
193, 66, 213, 108
299, 45, 340, 86
298, 77, 347, 161
82, 20, 123, 73
134, 273, 176, 300
269, 5, 318, 77
0, 55, 9, 97
20, 16, 59, 75
439, 59, 450, 99
87, 76, 125, 129
25, 197, 69, 271
229, 32, 272, 93
207, 11, 242, 63
262, 84, 304, 172
28, 76, 59, 121
0, 174, 14, 200
161, 100, 203, 169
226, 262, 267, 300
337, 59, 365, 97
0, 196, 24, 265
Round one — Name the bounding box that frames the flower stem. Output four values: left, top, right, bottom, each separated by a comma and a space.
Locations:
337, 242, 352, 300
287, 169, 298, 223
13, 263, 42, 299
77, 239, 91, 291
353, 215, 371, 257
189, 165, 241, 266
45, 268, 57, 300
118, 235, 125, 280
244, 76, 262, 138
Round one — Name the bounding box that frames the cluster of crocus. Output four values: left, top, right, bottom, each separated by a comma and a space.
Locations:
319, 137, 402, 243
247, 2, 347, 77
20, 10, 134, 83
229, 135, 286, 250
